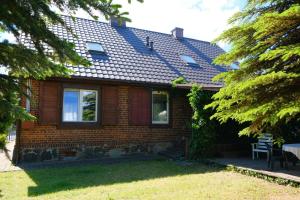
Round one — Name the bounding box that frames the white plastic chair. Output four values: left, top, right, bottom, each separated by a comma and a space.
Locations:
251, 133, 273, 160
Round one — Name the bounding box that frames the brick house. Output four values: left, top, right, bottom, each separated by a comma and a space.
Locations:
17, 16, 225, 162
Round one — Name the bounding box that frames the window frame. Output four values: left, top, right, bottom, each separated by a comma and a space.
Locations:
59, 84, 101, 129
62, 89, 98, 123
151, 90, 170, 125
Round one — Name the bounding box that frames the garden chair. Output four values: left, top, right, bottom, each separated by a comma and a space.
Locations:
251, 133, 273, 160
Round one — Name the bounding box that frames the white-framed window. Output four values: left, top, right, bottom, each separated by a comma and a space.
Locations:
63, 89, 98, 122
26, 79, 32, 112
152, 91, 169, 124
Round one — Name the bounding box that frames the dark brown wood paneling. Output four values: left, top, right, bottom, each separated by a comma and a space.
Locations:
128, 87, 150, 125
102, 86, 119, 125
39, 81, 60, 125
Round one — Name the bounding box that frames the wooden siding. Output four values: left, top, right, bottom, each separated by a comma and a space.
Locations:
39, 81, 60, 125
128, 87, 150, 126
102, 86, 119, 125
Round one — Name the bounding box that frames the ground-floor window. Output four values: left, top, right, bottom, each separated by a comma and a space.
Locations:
152, 91, 169, 124
63, 89, 97, 122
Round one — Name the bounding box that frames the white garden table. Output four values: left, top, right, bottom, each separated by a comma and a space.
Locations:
282, 144, 300, 159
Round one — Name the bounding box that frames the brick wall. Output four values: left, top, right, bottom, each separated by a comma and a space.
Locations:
19, 79, 192, 162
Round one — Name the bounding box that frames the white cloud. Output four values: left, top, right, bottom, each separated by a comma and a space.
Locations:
71, 0, 243, 50
0, 66, 8, 75
0, 32, 16, 43
113, 0, 241, 41
0, 0, 244, 51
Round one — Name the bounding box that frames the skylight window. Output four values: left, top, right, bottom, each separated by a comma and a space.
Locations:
180, 55, 198, 66
230, 63, 239, 70
86, 42, 105, 54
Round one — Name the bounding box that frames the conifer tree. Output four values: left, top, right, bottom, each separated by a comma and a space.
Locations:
206, 0, 300, 139
0, 0, 142, 147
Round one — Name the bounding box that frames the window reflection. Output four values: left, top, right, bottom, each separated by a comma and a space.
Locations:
63, 89, 97, 122
82, 91, 96, 121
152, 91, 169, 124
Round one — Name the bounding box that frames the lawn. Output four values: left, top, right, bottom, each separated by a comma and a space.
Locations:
0, 160, 299, 200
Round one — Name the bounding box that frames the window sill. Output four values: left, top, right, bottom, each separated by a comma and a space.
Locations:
58, 121, 101, 129
149, 123, 171, 128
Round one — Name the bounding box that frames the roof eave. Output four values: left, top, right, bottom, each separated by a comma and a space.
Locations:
175, 83, 222, 91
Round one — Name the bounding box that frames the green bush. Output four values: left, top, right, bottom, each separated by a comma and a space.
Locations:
188, 84, 218, 158
173, 78, 249, 158
171, 77, 187, 88
0, 134, 7, 149
0, 117, 10, 149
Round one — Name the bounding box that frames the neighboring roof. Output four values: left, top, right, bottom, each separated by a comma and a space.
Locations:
21, 15, 226, 87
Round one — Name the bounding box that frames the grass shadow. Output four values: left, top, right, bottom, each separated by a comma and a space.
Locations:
25, 159, 224, 197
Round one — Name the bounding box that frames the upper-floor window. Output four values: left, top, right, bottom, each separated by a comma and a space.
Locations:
86, 42, 105, 54
180, 55, 198, 66
63, 89, 98, 122
152, 91, 169, 124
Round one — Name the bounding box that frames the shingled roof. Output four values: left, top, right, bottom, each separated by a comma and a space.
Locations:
22, 15, 226, 87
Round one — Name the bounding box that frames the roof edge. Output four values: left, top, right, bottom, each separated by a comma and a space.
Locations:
175, 83, 222, 91
46, 76, 222, 91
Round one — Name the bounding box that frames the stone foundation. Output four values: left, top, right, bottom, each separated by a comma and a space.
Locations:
20, 142, 173, 162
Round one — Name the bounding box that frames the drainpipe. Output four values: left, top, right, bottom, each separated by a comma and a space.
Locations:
12, 120, 21, 164
12, 78, 24, 165
184, 135, 190, 160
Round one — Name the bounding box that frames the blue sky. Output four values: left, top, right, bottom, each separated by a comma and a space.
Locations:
0, 0, 246, 45
115, 0, 247, 49
0, 0, 247, 74
63, 0, 246, 49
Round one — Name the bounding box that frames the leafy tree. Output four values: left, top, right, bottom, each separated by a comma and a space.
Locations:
206, 0, 300, 141
0, 0, 142, 147
171, 76, 187, 87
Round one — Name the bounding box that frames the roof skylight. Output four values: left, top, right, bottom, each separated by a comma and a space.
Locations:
180, 55, 198, 66
86, 42, 105, 53
230, 63, 239, 70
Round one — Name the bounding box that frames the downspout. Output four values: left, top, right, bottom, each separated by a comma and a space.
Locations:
12, 77, 25, 165
12, 120, 21, 164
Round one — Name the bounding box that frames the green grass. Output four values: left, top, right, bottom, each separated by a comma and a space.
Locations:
0, 160, 299, 200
